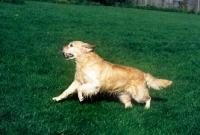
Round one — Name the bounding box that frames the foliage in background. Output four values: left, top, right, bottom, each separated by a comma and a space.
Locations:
1, 0, 25, 4
23, 0, 200, 14
1, 1, 200, 134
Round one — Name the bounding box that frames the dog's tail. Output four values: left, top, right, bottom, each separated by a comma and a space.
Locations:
145, 73, 172, 90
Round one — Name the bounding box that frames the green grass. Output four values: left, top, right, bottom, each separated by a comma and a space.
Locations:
1, 1, 200, 134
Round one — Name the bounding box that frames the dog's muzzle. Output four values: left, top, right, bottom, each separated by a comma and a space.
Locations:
63, 53, 74, 60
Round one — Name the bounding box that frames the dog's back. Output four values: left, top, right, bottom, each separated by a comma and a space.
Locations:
99, 61, 145, 92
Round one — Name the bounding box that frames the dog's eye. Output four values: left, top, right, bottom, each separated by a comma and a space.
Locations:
70, 44, 73, 47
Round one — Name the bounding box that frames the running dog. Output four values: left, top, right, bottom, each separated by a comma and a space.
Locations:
52, 41, 172, 109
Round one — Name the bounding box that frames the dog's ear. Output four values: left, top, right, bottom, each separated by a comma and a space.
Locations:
81, 43, 96, 52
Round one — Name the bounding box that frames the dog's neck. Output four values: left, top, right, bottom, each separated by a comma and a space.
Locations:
75, 52, 103, 67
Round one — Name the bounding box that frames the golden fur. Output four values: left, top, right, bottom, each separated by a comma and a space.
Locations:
52, 41, 172, 109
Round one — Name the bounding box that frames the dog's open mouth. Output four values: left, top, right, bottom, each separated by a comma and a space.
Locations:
63, 53, 74, 59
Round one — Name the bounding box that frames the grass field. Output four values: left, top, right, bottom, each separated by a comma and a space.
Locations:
1, 1, 200, 134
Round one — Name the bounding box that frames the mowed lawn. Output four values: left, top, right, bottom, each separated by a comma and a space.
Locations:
1, 1, 200, 134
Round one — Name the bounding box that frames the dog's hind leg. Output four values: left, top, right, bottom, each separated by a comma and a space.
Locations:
77, 82, 101, 102
118, 92, 132, 108
129, 85, 151, 109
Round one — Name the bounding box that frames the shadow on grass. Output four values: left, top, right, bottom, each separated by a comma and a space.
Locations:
151, 97, 168, 102
54, 93, 119, 103
53, 93, 168, 106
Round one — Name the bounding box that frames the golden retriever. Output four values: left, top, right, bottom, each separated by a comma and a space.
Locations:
52, 41, 172, 109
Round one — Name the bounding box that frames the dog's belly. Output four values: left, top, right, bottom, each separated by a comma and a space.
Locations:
101, 82, 128, 92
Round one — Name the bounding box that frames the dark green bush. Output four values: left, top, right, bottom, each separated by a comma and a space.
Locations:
1, 0, 25, 4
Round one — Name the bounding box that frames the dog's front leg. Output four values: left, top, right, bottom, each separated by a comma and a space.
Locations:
77, 82, 101, 102
52, 80, 81, 102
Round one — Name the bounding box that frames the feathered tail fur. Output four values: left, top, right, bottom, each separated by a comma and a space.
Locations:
145, 73, 172, 90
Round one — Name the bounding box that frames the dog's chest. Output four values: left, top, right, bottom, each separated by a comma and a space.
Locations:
75, 69, 94, 84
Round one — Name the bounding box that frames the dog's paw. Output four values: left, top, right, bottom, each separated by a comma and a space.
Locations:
52, 97, 62, 102
125, 104, 132, 108
79, 97, 84, 102
78, 96, 84, 102
78, 93, 84, 102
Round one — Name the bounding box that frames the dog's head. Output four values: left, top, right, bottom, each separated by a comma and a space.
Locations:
61, 41, 95, 60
